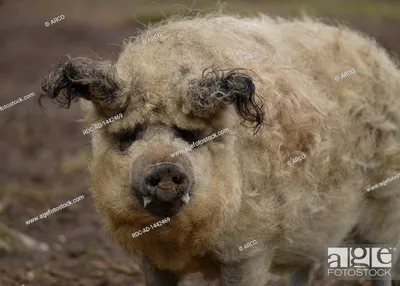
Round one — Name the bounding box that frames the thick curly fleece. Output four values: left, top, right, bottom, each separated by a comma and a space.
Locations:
41, 13, 400, 285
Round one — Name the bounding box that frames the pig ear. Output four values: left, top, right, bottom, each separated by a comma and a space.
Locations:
40, 56, 127, 115
187, 66, 264, 134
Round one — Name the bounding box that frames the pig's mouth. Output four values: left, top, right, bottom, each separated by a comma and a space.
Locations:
141, 192, 191, 217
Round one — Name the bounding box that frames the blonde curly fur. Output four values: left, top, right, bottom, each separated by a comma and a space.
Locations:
42, 13, 400, 285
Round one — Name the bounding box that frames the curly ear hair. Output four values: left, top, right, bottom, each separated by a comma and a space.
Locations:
40, 56, 126, 113
187, 66, 264, 134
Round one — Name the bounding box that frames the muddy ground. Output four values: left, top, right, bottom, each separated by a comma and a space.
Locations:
0, 0, 399, 285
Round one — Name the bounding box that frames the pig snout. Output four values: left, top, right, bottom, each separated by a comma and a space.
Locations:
134, 162, 193, 217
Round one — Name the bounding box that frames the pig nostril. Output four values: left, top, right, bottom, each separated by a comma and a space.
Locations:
172, 176, 184, 184
149, 177, 161, 187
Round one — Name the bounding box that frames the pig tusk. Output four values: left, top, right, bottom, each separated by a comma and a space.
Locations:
143, 196, 152, 208
182, 193, 190, 204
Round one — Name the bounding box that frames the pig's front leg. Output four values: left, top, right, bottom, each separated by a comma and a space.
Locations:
220, 251, 273, 286
289, 266, 312, 286
142, 256, 180, 286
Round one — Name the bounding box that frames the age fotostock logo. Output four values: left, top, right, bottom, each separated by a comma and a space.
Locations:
326, 246, 396, 280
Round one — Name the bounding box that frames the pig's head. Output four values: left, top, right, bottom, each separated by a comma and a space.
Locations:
40, 40, 264, 265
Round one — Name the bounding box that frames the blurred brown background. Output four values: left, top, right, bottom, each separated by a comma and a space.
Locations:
0, 0, 399, 285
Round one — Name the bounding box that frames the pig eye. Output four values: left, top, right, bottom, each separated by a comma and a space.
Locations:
115, 125, 144, 151
174, 127, 202, 143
